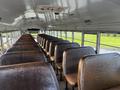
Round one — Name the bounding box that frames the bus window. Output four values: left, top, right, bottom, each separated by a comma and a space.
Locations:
84, 33, 97, 49
100, 33, 120, 54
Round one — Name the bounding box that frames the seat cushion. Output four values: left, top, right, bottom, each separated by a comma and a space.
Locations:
106, 86, 120, 90
65, 73, 77, 86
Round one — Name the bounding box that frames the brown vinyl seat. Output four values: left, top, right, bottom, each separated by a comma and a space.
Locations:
37, 34, 42, 44
55, 43, 80, 69
14, 34, 37, 46
13, 42, 38, 46
38, 35, 51, 49
37, 34, 47, 46
49, 40, 70, 62
37, 34, 64, 56
40, 37, 44, 47
16, 34, 36, 44
54, 43, 80, 80
106, 86, 120, 90
0, 62, 59, 90
78, 53, 120, 90
0, 52, 46, 65
19, 34, 33, 38
18, 37, 33, 41
37, 34, 48, 46
17, 37, 34, 40
45, 39, 60, 55
9, 45, 39, 48
1, 34, 48, 65
42, 38, 48, 50
6, 45, 42, 53
37, 37, 44, 48
17, 37, 35, 42
48, 41, 70, 69
42, 36, 56, 52
13, 44, 39, 47
65, 74, 77, 86
41, 38, 46, 48
6, 50, 40, 54
49, 41, 59, 60
6, 48, 39, 53
17, 34, 34, 39
62, 47, 96, 89
16, 40, 35, 43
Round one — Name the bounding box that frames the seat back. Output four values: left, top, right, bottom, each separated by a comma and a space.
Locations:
5, 50, 40, 54
37, 34, 45, 44
13, 42, 38, 46
13, 44, 39, 48
17, 36, 35, 43
106, 86, 120, 90
45, 38, 60, 53
0, 62, 59, 90
15, 34, 36, 45
54, 43, 80, 64
49, 40, 70, 57
78, 53, 120, 90
42, 36, 54, 49
6, 45, 41, 52
62, 47, 96, 75
0, 52, 46, 65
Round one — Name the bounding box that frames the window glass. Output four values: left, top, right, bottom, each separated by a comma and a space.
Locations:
100, 33, 120, 54
84, 34, 96, 49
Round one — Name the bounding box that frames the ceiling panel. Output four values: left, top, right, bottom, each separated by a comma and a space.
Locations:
0, 0, 55, 23
0, 0, 25, 23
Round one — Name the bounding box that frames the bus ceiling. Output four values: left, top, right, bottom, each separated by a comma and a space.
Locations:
0, 0, 120, 33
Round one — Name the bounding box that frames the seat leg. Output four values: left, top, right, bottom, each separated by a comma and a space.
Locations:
53, 61, 55, 69
56, 68, 59, 76
65, 80, 68, 90
72, 86, 74, 90
60, 69, 63, 81
51, 61, 53, 66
